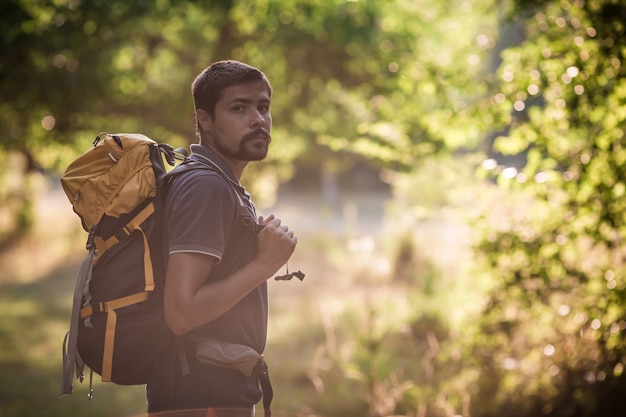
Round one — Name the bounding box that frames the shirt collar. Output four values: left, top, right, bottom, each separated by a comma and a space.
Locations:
189, 144, 239, 183
189, 144, 250, 197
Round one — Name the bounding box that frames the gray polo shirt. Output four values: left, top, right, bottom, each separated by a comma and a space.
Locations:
163, 144, 268, 353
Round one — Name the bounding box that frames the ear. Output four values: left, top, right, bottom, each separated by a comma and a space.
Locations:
196, 109, 212, 132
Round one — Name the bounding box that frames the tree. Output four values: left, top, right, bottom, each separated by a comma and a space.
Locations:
465, 0, 626, 415
1, 0, 499, 237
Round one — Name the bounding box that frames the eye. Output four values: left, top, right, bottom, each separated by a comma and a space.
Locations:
232, 105, 244, 112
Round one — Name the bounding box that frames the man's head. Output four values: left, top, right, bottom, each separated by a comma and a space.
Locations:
192, 60, 272, 126
192, 61, 273, 168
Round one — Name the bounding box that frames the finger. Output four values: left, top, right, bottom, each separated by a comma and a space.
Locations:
260, 214, 275, 225
267, 217, 282, 227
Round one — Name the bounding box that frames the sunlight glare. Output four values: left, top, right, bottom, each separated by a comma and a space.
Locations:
41, 115, 56, 130
543, 344, 555, 356
482, 159, 497, 170
502, 167, 517, 179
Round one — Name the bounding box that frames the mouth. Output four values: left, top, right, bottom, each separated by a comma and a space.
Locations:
244, 130, 271, 143
249, 135, 269, 142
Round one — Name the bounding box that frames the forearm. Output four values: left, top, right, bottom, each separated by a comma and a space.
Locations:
164, 215, 297, 336
164, 256, 274, 335
188, 260, 273, 321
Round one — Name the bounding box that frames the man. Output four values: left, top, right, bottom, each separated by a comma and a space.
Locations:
146, 60, 298, 416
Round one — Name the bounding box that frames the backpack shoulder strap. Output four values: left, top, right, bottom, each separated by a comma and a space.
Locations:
165, 157, 262, 234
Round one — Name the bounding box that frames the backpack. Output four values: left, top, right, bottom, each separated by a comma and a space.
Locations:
59, 132, 184, 397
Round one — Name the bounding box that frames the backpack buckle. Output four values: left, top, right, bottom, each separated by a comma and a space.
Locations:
85, 229, 95, 251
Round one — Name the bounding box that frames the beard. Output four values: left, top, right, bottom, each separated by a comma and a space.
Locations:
214, 129, 271, 161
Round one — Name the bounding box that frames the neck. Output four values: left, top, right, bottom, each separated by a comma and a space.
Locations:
194, 142, 248, 180
229, 160, 248, 180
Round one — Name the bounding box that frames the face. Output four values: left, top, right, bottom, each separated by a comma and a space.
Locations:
197, 80, 272, 164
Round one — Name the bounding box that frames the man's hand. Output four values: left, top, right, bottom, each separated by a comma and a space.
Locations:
256, 214, 297, 277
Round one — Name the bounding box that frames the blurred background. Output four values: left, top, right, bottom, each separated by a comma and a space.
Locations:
1, 0, 625, 416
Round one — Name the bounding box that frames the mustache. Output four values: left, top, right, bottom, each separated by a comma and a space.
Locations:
242, 129, 271, 143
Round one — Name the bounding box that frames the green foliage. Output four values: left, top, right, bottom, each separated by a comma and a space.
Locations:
1, 0, 495, 221
464, 0, 626, 415
1, 0, 496, 172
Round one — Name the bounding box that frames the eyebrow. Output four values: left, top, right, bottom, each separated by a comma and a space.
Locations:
227, 96, 271, 106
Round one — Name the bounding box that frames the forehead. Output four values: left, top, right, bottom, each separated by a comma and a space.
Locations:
218, 80, 271, 105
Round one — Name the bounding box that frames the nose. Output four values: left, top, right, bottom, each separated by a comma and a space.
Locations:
250, 109, 265, 127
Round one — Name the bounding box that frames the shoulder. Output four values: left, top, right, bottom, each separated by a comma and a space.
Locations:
168, 168, 234, 200
163, 168, 236, 222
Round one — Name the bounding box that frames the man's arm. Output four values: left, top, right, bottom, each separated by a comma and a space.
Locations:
164, 215, 296, 335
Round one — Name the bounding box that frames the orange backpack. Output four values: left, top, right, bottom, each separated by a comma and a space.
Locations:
59, 132, 183, 396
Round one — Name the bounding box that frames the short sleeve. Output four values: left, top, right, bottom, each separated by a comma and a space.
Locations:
165, 170, 236, 262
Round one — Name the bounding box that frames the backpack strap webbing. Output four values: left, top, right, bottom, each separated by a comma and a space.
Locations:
79, 291, 150, 319
60, 248, 94, 397
256, 358, 274, 417
93, 201, 156, 292
85, 290, 150, 382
